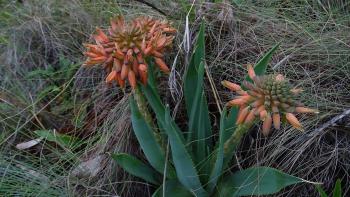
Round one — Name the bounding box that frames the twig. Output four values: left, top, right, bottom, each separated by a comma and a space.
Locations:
313, 108, 350, 133
134, 0, 167, 16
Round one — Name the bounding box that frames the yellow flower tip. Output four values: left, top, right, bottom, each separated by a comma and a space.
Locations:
285, 113, 304, 131
295, 107, 319, 114
247, 64, 256, 80
221, 80, 242, 92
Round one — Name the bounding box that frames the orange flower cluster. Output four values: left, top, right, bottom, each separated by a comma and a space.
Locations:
83, 16, 176, 88
222, 65, 318, 136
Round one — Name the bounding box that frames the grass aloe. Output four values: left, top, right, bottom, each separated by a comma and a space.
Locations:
81, 18, 316, 196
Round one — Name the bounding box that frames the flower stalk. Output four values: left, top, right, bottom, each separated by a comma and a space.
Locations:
223, 123, 251, 158
133, 85, 164, 147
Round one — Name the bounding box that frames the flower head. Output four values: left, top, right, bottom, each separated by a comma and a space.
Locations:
222, 65, 318, 136
83, 16, 176, 89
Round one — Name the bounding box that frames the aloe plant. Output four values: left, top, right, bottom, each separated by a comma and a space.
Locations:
110, 22, 316, 196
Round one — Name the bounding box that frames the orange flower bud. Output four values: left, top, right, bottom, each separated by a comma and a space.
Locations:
116, 74, 125, 88
113, 59, 122, 72
132, 60, 139, 76
139, 64, 148, 85
251, 99, 264, 108
128, 70, 137, 89
290, 88, 303, 95
260, 110, 268, 121
247, 64, 256, 80
94, 28, 109, 43
236, 106, 249, 124
121, 64, 129, 80
91, 56, 107, 62
144, 46, 153, 55
152, 50, 164, 58
272, 113, 280, 130
221, 80, 242, 92
295, 107, 319, 114
106, 70, 117, 83
84, 52, 99, 58
285, 113, 303, 131
156, 37, 167, 49
262, 113, 272, 136
163, 27, 177, 33
154, 58, 170, 73
228, 99, 246, 106
244, 108, 256, 124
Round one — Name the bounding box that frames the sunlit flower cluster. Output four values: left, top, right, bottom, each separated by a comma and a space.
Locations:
222, 65, 318, 136
83, 16, 176, 88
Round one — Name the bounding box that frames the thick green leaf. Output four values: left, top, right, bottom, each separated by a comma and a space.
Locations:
316, 185, 328, 197
130, 97, 174, 177
217, 167, 305, 196
183, 22, 211, 165
333, 179, 342, 197
223, 106, 239, 142
207, 107, 227, 192
245, 43, 280, 82
111, 153, 159, 185
152, 180, 193, 197
163, 107, 208, 197
34, 130, 82, 148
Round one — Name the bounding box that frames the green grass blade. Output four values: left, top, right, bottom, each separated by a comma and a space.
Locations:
164, 107, 208, 197
333, 179, 342, 197
316, 185, 328, 197
152, 180, 193, 197
217, 167, 305, 196
111, 153, 160, 185
34, 129, 83, 148
130, 97, 174, 176
207, 107, 228, 192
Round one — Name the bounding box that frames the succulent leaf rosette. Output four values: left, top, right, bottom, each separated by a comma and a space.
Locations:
83, 16, 176, 88
222, 65, 319, 136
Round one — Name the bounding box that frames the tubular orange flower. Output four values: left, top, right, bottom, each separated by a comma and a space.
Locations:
221, 80, 242, 91
272, 113, 281, 130
82, 15, 176, 89
236, 106, 249, 124
262, 113, 272, 136
295, 107, 319, 114
223, 66, 318, 135
285, 113, 303, 131
247, 64, 256, 79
